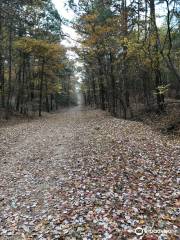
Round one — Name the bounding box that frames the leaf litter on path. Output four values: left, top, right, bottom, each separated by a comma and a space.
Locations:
0, 107, 179, 239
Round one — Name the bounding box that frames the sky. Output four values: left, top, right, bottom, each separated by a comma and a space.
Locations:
52, 0, 78, 50
52, 0, 82, 82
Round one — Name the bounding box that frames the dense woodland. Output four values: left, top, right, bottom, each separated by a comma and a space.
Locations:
68, 0, 180, 118
0, 0, 180, 120
0, 0, 77, 118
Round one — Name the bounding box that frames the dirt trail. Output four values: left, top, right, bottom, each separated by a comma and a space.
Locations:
0, 107, 179, 239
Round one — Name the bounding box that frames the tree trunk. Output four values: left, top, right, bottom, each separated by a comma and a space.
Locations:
39, 59, 44, 117
50, 94, 53, 111
45, 79, 49, 112
16, 67, 22, 111
149, 0, 164, 111
97, 57, 105, 110
6, 23, 13, 119
0, 3, 5, 108
109, 52, 116, 116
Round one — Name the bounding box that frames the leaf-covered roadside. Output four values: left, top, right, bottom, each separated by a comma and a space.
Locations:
0, 108, 179, 240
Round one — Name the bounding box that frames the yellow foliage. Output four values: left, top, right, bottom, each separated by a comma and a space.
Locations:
15, 37, 65, 60
81, 13, 98, 22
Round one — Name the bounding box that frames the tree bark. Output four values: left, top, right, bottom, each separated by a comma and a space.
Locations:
6, 23, 13, 118
0, 3, 5, 108
109, 52, 116, 116
39, 59, 45, 117
97, 57, 105, 110
149, 0, 164, 111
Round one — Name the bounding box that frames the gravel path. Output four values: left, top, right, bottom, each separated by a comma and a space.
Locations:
0, 107, 179, 240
